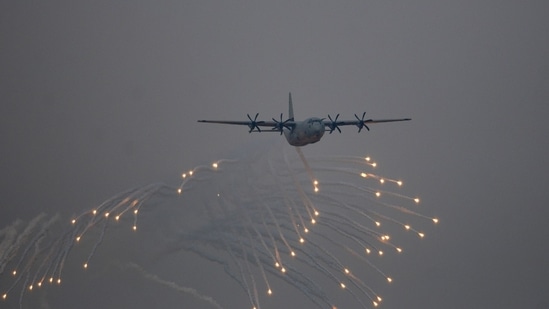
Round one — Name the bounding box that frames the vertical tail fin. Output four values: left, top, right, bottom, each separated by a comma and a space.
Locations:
288, 92, 294, 121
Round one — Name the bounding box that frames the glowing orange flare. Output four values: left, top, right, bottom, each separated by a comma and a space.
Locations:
291, 251, 296, 257
380, 178, 385, 184
414, 198, 420, 204
360, 172, 367, 178
71, 219, 76, 224
365, 157, 370, 161
299, 238, 305, 243
92, 210, 97, 215
281, 267, 286, 273
115, 215, 120, 221
133, 225, 137, 231
375, 221, 381, 227
373, 301, 378, 307
378, 250, 384, 256
375, 192, 381, 197
2, 293, 6, 300
76, 236, 81, 242
177, 188, 182, 194
404, 225, 411, 230
418, 232, 425, 238
12, 270, 16, 276
387, 277, 392, 283
267, 289, 272, 295
372, 162, 377, 167
57, 279, 61, 285
83, 263, 88, 269
344, 268, 350, 274
212, 163, 218, 168
397, 180, 403, 186
433, 218, 439, 224
396, 247, 402, 253
28, 285, 33, 291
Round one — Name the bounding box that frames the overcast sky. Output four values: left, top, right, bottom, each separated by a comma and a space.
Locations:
1, 1, 549, 308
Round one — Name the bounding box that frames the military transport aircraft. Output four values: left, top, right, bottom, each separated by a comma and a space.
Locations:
198, 93, 411, 147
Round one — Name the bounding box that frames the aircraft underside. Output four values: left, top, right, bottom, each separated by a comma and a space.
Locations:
284, 118, 325, 146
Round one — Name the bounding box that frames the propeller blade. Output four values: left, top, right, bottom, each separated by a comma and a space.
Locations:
272, 113, 292, 135
247, 113, 263, 133
327, 113, 341, 134
354, 112, 372, 132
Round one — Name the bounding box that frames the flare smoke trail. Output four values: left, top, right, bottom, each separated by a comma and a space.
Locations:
0, 141, 437, 308
125, 262, 224, 309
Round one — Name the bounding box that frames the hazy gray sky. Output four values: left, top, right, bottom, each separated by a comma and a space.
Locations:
1, 1, 548, 308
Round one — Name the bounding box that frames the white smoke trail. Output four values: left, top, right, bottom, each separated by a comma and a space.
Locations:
0, 219, 22, 275
7, 214, 47, 274
125, 262, 224, 309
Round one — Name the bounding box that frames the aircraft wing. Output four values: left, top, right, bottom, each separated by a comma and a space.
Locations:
197, 119, 295, 133
322, 114, 411, 133
197, 120, 278, 126
334, 118, 412, 125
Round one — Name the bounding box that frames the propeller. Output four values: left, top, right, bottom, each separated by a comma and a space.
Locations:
272, 113, 292, 135
354, 112, 372, 132
326, 114, 342, 134
247, 113, 264, 133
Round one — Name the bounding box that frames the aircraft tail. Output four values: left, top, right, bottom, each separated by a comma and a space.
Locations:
288, 92, 294, 121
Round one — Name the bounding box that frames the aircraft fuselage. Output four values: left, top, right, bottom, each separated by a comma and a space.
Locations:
284, 117, 325, 146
